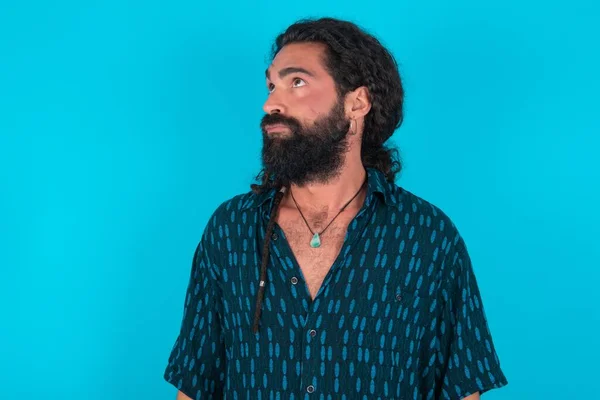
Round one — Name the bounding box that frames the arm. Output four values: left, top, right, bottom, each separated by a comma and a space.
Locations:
163, 220, 226, 399
176, 391, 193, 400
436, 234, 508, 399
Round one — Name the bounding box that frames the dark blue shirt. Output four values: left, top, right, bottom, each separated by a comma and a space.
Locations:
163, 167, 508, 399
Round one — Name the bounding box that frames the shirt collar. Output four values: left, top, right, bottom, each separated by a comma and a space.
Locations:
240, 167, 398, 213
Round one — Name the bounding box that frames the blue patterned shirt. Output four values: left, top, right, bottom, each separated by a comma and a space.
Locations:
163, 167, 508, 399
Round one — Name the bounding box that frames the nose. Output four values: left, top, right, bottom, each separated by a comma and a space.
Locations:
262, 92, 286, 115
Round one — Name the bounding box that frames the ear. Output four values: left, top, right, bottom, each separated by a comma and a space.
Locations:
345, 85, 372, 120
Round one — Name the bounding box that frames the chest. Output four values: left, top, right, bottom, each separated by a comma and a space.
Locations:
275, 209, 356, 300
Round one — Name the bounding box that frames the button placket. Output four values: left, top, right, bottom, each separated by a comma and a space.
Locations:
302, 325, 319, 396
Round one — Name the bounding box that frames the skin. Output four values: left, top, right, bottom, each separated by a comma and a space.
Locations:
175, 41, 480, 400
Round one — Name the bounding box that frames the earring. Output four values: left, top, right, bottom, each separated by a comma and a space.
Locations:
350, 119, 356, 135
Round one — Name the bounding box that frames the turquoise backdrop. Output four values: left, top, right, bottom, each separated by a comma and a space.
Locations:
1, 0, 598, 399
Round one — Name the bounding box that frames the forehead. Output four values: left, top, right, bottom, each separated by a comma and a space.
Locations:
267, 42, 329, 78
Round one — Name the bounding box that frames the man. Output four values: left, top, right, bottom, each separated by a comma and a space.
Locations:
164, 17, 507, 400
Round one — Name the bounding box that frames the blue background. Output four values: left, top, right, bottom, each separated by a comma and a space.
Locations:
1, 1, 598, 399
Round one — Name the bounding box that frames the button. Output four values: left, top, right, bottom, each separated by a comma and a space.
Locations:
309, 329, 317, 337
395, 294, 402, 301
306, 385, 315, 393
271, 233, 278, 241
290, 276, 298, 285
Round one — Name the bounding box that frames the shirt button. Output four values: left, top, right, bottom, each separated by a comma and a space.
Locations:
306, 385, 315, 393
290, 276, 298, 285
271, 233, 278, 241
395, 294, 402, 301
309, 329, 317, 337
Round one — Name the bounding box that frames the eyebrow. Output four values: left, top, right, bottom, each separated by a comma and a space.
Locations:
265, 66, 315, 80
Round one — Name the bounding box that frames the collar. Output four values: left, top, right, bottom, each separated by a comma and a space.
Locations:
240, 167, 398, 213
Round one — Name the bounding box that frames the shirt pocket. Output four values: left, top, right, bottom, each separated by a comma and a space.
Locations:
337, 290, 435, 398
344, 289, 436, 364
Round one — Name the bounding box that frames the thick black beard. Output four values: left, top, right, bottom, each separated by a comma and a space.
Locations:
259, 99, 351, 187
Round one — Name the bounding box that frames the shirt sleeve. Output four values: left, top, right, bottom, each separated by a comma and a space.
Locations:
437, 236, 508, 399
163, 226, 226, 399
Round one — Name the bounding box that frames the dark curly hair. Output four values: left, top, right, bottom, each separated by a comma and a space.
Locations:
252, 17, 404, 193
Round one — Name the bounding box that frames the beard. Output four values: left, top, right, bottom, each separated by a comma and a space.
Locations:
259, 98, 351, 187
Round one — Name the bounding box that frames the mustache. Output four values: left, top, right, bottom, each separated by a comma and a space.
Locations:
260, 114, 301, 132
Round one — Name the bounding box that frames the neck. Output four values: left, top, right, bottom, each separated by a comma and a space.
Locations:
284, 160, 368, 213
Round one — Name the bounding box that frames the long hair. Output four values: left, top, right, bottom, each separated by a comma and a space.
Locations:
252, 17, 404, 194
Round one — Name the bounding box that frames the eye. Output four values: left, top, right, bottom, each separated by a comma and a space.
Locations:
292, 78, 306, 87
267, 82, 275, 93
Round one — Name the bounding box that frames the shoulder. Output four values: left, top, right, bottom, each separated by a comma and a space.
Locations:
389, 184, 470, 274
391, 185, 463, 244
201, 189, 270, 231
392, 187, 476, 295
194, 190, 262, 264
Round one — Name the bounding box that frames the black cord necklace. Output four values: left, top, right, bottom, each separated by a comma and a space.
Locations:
289, 177, 367, 248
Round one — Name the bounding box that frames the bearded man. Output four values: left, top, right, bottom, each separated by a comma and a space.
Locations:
164, 17, 507, 400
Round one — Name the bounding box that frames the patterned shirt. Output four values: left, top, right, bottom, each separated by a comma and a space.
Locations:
163, 167, 508, 399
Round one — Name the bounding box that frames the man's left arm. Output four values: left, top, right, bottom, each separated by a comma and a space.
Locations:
436, 234, 508, 399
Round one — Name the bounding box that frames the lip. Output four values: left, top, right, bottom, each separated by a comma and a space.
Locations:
264, 124, 290, 134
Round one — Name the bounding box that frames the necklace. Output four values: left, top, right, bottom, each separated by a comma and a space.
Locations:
289, 177, 367, 248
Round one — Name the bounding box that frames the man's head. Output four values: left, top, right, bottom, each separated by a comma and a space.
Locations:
254, 18, 404, 191
260, 42, 356, 187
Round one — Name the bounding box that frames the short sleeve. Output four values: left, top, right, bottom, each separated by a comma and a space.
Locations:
163, 226, 226, 399
437, 237, 508, 399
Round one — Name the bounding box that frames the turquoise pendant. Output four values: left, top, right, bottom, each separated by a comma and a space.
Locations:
310, 233, 321, 248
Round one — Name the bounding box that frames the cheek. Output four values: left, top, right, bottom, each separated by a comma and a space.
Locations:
298, 92, 337, 121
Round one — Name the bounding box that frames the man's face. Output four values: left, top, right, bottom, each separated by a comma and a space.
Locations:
260, 42, 351, 186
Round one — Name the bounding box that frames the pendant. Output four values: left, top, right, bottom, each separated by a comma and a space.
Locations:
310, 232, 321, 248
